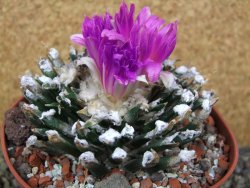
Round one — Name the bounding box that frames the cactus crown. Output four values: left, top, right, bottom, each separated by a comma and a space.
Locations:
20, 47, 217, 178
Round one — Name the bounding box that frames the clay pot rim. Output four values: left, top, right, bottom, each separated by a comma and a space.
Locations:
1, 97, 239, 188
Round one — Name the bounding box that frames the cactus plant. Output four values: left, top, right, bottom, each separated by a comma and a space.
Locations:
19, 2, 218, 179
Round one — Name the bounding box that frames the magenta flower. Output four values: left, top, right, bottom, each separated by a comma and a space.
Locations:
71, 2, 177, 99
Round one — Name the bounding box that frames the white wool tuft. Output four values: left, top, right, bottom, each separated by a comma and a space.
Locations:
175, 66, 188, 74
178, 149, 196, 162
25, 89, 38, 100
26, 135, 37, 147
111, 147, 127, 160
78, 78, 100, 102
178, 129, 201, 140
74, 137, 89, 148
24, 104, 39, 111
201, 90, 213, 99
40, 109, 56, 120
45, 130, 59, 137
202, 99, 210, 111
20, 75, 40, 92
39, 59, 53, 72
155, 120, 169, 135
142, 151, 154, 167
49, 48, 59, 59
121, 124, 134, 139
71, 120, 85, 135
173, 104, 191, 117
162, 132, 179, 144
164, 59, 176, 68
160, 71, 179, 91
79, 151, 98, 164
59, 65, 77, 86
194, 74, 206, 84
181, 89, 195, 103
38, 75, 53, 84
99, 128, 121, 145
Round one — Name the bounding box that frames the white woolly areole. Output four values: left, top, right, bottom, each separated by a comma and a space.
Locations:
202, 99, 210, 111
20, 75, 39, 91
79, 78, 100, 102
39, 59, 53, 72
49, 48, 59, 59
40, 109, 56, 120
155, 120, 169, 135
160, 72, 179, 91
87, 99, 122, 125
201, 90, 213, 99
173, 104, 191, 118
79, 151, 98, 165
26, 135, 37, 147
194, 74, 205, 84
24, 103, 39, 111
45, 130, 59, 137
59, 65, 77, 86
178, 129, 201, 140
25, 89, 38, 100
181, 89, 195, 103
111, 147, 127, 160
175, 66, 188, 74
71, 121, 85, 135
142, 151, 154, 167
150, 99, 161, 108
38, 75, 53, 84
162, 132, 179, 144
178, 149, 196, 162
99, 128, 121, 145
74, 137, 89, 148
164, 59, 176, 68
121, 124, 134, 139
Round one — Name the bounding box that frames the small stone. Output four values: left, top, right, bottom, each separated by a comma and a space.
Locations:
132, 182, 140, 188
28, 153, 42, 167
55, 180, 64, 188
200, 158, 211, 171
130, 178, 139, 184
39, 164, 45, 174
78, 175, 85, 183
151, 172, 165, 182
27, 177, 38, 187
17, 163, 32, 179
15, 146, 24, 158
76, 163, 84, 175
191, 182, 201, 188
140, 178, 153, 188
61, 157, 70, 176
187, 176, 197, 184
161, 179, 168, 187
189, 144, 205, 160
205, 171, 213, 185
181, 183, 191, 188
32, 167, 39, 175
38, 176, 51, 186
111, 168, 125, 175
169, 178, 181, 188
95, 174, 131, 188
154, 181, 161, 186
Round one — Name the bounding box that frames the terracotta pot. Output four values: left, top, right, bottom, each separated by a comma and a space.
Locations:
1, 98, 239, 188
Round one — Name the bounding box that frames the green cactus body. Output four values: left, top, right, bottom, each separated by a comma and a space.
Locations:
20, 48, 218, 178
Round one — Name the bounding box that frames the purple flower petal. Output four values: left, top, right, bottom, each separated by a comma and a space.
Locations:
71, 2, 178, 99
70, 34, 85, 45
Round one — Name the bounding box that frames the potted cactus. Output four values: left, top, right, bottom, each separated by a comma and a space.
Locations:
1, 2, 238, 188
